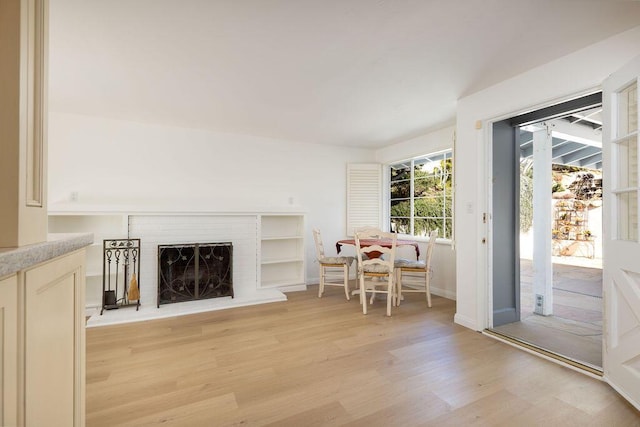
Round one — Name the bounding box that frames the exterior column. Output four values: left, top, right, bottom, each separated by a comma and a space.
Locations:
532, 126, 553, 315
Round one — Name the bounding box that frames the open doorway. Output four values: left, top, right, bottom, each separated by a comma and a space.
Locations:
489, 93, 603, 371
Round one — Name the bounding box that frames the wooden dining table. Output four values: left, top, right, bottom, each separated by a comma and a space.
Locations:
336, 238, 420, 260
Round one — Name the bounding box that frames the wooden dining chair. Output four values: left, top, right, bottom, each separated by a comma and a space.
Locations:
395, 229, 438, 307
355, 228, 397, 316
353, 225, 383, 235
312, 229, 354, 300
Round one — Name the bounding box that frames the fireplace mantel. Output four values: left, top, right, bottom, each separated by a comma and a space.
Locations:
49, 201, 305, 215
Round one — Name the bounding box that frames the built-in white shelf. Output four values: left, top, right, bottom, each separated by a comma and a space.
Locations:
261, 277, 304, 288
259, 214, 305, 288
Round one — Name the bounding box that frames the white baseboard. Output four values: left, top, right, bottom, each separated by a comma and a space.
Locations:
430, 286, 456, 300
278, 284, 307, 292
454, 313, 479, 331
307, 275, 357, 285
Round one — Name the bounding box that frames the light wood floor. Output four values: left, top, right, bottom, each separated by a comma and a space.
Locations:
86, 287, 640, 426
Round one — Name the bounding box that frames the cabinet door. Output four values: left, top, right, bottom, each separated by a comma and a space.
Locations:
23, 250, 86, 427
0, 275, 17, 426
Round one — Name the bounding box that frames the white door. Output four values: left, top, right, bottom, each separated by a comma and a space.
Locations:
602, 55, 640, 410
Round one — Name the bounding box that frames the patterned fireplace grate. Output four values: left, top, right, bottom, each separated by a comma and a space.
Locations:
157, 242, 233, 306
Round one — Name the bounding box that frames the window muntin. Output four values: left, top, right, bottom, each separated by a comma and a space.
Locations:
389, 150, 453, 239
613, 81, 639, 241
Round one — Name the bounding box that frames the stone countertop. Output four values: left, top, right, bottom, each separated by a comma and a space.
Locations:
0, 233, 94, 278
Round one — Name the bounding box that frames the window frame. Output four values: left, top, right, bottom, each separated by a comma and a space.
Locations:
388, 149, 453, 240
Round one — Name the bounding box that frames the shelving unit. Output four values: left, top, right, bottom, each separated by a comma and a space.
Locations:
259, 214, 305, 288
553, 199, 589, 240
552, 199, 595, 258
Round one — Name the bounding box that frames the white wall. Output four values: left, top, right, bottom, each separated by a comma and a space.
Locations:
48, 112, 375, 283
375, 125, 454, 162
375, 125, 457, 300
455, 26, 640, 331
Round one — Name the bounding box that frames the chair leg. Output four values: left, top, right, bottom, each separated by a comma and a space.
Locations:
425, 271, 432, 308
395, 269, 402, 307
392, 277, 397, 307
343, 264, 350, 300
318, 266, 324, 298
360, 276, 368, 314
386, 277, 393, 317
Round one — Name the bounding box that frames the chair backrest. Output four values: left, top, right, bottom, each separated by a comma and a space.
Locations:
353, 226, 384, 238
355, 228, 397, 274
312, 228, 325, 260
425, 229, 438, 269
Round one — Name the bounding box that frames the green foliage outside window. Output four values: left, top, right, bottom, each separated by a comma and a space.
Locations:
390, 155, 453, 239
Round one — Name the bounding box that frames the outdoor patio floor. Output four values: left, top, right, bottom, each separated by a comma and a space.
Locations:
492, 257, 603, 369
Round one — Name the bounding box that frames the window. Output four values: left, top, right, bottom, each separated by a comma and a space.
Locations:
389, 150, 453, 239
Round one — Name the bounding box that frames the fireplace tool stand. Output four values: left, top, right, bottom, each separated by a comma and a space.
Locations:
101, 238, 141, 315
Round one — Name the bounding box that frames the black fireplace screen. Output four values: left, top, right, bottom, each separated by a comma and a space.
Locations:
157, 242, 233, 306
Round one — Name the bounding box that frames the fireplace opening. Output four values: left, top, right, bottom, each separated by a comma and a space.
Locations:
157, 242, 233, 306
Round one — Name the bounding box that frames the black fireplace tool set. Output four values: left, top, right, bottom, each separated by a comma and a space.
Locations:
101, 239, 141, 315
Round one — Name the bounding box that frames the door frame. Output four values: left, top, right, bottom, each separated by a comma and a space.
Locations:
483, 88, 603, 330
490, 119, 521, 327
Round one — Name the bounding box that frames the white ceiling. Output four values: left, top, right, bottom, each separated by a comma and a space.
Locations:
48, 0, 640, 148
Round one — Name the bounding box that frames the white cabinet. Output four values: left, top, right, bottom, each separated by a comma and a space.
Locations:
23, 250, 86, 426
49, 213, 127, 308
259, 214, 305, 288
0, 274, 18, 426
0, 247, 87, 427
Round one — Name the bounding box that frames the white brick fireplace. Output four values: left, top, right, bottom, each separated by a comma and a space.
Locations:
81, 212, 303, 327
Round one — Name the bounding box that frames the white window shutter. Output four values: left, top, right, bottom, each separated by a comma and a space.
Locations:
347, 163, 382, 236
